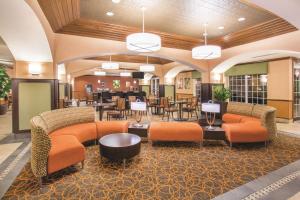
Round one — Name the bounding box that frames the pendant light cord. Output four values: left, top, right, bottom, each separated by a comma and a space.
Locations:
204, 24, 207, 46
142, 7, 145, 33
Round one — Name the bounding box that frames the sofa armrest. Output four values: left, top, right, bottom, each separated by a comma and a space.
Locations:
31, 125, 51, 178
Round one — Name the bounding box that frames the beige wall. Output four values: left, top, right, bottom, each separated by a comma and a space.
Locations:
267, 58, 293, 119
14, 61, 54, 79
267, 59, 293, 100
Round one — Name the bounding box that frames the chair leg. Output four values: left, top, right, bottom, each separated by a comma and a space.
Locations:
229, 142, 233, 148
167, 112, 170, 121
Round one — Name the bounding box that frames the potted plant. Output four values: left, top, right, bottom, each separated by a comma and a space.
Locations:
213, 85, 231, 118
0, 66, 11, 115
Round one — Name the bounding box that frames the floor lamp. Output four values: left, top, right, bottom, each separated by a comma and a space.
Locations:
201, 102, 220, 130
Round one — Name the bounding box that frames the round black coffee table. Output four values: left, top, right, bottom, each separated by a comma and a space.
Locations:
99, 133, 141, 168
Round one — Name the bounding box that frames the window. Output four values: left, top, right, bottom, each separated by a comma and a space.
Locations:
229, 74, 267, 105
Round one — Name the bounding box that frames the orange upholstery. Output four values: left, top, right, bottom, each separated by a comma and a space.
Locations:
50, 123, 97, 143
222, 122, 268, 143
96, 121, 129, 138
48, 135, 85, 174
240, 116, 261, 124
222, 113, 243, 123
149, 122, 203, 142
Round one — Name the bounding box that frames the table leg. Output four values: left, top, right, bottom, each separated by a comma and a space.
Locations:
123, 159, 126, 169
99, 106, 103, 121
179, 103, 182, 119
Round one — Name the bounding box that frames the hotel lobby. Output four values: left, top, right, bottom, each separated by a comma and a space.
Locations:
1, 0, 300, 199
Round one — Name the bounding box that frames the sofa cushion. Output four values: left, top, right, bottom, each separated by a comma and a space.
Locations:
96, 121, 129, 138
49, 123, 97, 143
222, 122, 268, 143
149, 122, 203, 142
227, 102, 254, 116
48, 135, 85, 174
40, 107, 95, 133
222, 113, 243, 123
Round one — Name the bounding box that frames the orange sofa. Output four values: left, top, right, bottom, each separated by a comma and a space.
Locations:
149, 122, 203, 144
221, 102, 277, 146
30, 107, 128, 182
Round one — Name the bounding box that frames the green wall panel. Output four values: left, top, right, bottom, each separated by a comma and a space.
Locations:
192, 71, 201, 79
19, 82, 51, 130
165, 85, 175, 101
225, 62, 268, 76
141, 85, 150, 97
59, 84, 65, 99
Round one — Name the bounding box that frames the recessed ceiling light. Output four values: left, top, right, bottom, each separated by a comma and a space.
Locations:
112, 0, 121, 3
218, 26, 224, 30
106, 11, 114, 16
238, 17, 246, 22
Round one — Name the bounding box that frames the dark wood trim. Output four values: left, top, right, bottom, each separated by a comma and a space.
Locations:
12, 78, 59, 134
267, 99, 293, 102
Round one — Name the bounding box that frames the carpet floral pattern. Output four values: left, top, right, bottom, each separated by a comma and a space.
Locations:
3, 134, 300, 200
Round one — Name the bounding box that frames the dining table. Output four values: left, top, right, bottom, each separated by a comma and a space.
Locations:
93, 102, 116, 121
171, 100, 188, 121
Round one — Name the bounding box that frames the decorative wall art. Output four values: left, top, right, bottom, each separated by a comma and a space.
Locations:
184, 78, 191, 89
113, 80, 121, 89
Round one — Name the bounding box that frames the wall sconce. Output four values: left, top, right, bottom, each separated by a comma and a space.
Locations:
97, 80, 101, 84
133, 80, 137, 84
213, 73, 221, 82
28, 63, 42, 75
67, 74, 71, 83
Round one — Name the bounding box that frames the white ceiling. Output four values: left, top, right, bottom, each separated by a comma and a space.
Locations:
0, 0, 52, 62
247, 0, 300, 29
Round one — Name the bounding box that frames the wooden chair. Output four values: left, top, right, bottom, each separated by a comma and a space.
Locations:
182, 97, 198, 120
107, 98, 127, 120
162, 98, 178, 121
156, 97, 167, 115
128, 96, 136, 115
147, 96, 157, 114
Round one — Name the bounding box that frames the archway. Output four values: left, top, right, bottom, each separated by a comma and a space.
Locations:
0, 0, 52, 62
212, 50, 300, 74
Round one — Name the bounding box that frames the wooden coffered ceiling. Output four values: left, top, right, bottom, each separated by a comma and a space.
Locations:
38, 0, 297, 51
86, 55, 173, 65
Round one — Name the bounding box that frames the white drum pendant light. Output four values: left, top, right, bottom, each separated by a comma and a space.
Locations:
140, 56, 155, 72
126, 7, 161, 52
102, 56, 119, 70
192, 24, 221, 59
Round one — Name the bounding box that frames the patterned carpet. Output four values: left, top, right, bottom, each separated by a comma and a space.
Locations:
3, 134, 300, 200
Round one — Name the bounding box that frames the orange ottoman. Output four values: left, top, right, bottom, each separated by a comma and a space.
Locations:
48, 135, 85, 174
222, 121, 268, 146
149, 122, 203, 143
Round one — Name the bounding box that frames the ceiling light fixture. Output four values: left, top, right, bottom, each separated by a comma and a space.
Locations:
112, 0, 121, 3
238, 17, 245, 22
102, 56, 119, 69
218, 26, 224, 30
94, 71, 106, 76
106, 11, 114, 16
140, 56, 155, 72
126, 7, 161, 52
192, 24, 221, 59
120, 72, 131, 77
